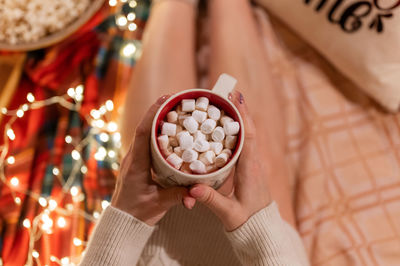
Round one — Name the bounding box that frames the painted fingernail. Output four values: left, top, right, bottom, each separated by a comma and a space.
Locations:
239, 93, 244, 104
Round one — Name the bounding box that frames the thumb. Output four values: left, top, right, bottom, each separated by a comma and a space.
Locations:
189, 184, 232, 218
159, 187, 191, 209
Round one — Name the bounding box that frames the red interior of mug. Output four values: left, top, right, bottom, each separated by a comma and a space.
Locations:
155, 90, 243, 174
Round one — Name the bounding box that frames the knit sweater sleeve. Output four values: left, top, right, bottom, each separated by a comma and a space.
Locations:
225, 202, 310, 266
79, 206, 155, 266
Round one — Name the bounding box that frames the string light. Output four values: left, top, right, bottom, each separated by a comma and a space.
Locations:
22, 104, 29, 111
108, 122, 118, 132
7, 129, 15, 140
61, 257, 70, 265
122, 43, 136, 57
99, 133, 109, 142
80, 165, 88, 174
57, 217, 66, 228
6, 156, 15, 165
101, 200, 110, 210
32, 251, 39, 259
1, 107, 7, 114
23, 218, 31, 228
15, 197, 21, 205
38, 197, 47, 207
105, 100, 114, 111
52, 167, 60, 176
27, 93, 35, 103
128, 23, 137, 32
94, 147, 107, 161
73, 237, 82, 246
93, 211, 100, 219
71, 150, 81, 160
108, 0, 117, 6
90, 110, 100, 119
16, 109, 24, 117
127, 13, 136, 21
48, 199, 57, 211
129, 0, 137, 8
108, 150, 116, 158
116, 15, 127, 27
67, 88, 75, 98
65, 135, 72, 144
10, 177, 19, 187
50, 256, 57, 262
70, 186, 79, 197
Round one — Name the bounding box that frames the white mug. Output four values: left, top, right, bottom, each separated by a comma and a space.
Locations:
150, 74, 245, 189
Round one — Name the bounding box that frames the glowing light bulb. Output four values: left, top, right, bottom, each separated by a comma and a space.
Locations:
94, 147, 107, 161
10, 177, 19, 187
38, 197, 47, 207
61, 257, 69, 265
105, 100, 114, 111
15, 197, 21, 205
73, 237, 83, 246
128, 23, 137, 32
23, 218, 31, 228
65, 135, 72, 144
57, 217, 66, 228
41, 213, 53, 231
71, 150, 80, 160
111, 162, 119, 170
99, 133, 109, 142
22, 104, 29, 111
1, 107, 7, 114
27, 93, 35, 103
122, 43, 136, 57
75, 85, 84, 95
7, 129, 15, 140
32, 250, 39, 258
75, 94, 83, 102
16, 109, 24, 118
109, 0, 117, 6
67, 88, 75, 98
90, 109, 101, 119
92, 119, 105, 128
107, 122, 118, 132
99, 106, 107, 115
80, 165, 88, 174
108, 150, 116, 158
127, 13, 136, 21
48, 199, 57, 211
70, 186, 79, 197
129, 0, 137, 8
101, 200, 110, 210
50, 256, 57, 262
93, 211, 100, 219
116, 15, 128, 27
52, 167, 60, 176
113, 132, 121, 142
7, 156, 15, 165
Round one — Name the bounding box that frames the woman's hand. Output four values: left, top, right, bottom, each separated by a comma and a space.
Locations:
189, 91, 272, 231
111, 95, 196, 226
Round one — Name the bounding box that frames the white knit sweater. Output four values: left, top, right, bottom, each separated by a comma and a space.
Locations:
80, 202, 309, 265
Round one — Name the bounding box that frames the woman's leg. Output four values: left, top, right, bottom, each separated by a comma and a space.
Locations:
208, 0, 296, 226
120, 0, 197, 155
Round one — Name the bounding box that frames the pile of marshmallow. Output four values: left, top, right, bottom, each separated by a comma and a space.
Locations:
157, 97, 240, 174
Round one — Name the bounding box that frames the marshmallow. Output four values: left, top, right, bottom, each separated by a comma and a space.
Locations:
157, 135, 169, 150
216, 153, 229, 168
166, 153, 183, 169
192, 110, 207, 123
196, 97, 209, 111
169, 136, 179, 147
201, 119, 217, 134
181, 163, 192, 174
162, 122, 177, 136
194, 139, 210, 153
183, 116, 199, 134
220, 116, 234, 126
199, 150, 216, 165
211, 126, 225, 142
181, 99, 196, 112
225, 135, 237, 149
193, 130, 206, 142
178, 114, 190, 125
167, 111, 178, 123
189, 160, 207, 174
182, 149, 199, 163
210, 142, 223, 155
177, 130, 190, 140
222, 149, 232, 157
174, 147, 183, 157
207, 105, 221, 121
224, 121, 240, 136
179, 133, 194, 150
206, 164, 218, 173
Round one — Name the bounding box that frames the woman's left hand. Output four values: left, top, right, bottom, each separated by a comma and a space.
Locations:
111, 95, 196, 226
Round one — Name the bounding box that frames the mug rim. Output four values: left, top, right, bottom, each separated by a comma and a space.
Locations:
151, 88, 245, 179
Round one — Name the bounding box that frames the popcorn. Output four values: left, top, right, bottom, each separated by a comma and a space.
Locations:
158, 96, 240, 173
224, 121, 240, 136
162, 122, 177, 136
211, 126, 225, 142
189, 160, 207, 174
167, 153, 183, 169
192, 110, 207, 123
167, 111, 178, 123
183, 116, 199, 134
182, 149, 199, 163
194, 139, 210, 153
201, 119, 217, 134
181, 99, 196, 112
195, 97, 209, 111
207, 105, 221, 121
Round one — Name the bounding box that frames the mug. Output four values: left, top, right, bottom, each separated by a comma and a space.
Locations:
150, 74, 245, 189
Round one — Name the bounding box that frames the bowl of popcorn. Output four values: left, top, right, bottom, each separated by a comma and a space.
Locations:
0, 0, 104, 51
151, 74, 244, 189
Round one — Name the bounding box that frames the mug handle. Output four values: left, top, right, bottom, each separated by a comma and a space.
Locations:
211, 73, 237, 100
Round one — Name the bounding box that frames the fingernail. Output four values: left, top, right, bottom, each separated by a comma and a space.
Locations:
239, 93, 245, 104
189, 186, 203, 198
157, 94, 170, 104
228, 93, 233, 101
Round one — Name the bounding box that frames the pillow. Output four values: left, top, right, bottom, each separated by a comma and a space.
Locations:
255, 0, 400, 112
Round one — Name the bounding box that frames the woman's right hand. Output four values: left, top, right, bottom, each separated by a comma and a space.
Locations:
189, 91, 272, 231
